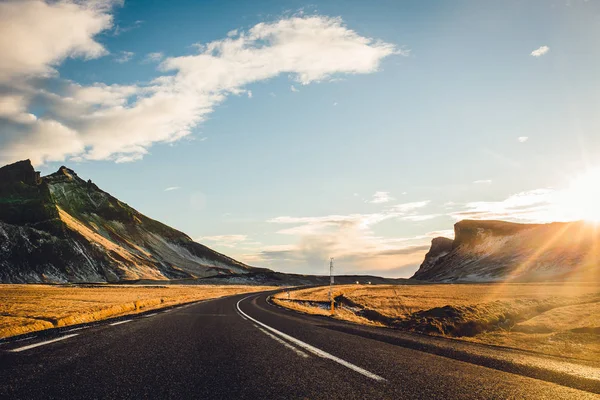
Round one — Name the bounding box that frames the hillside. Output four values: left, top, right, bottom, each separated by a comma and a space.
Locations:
412, 219, 600, 282
0, 160, 261, 283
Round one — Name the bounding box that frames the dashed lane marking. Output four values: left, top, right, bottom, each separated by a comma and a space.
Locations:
9, 334, 79, 353
109, 320, 132, 326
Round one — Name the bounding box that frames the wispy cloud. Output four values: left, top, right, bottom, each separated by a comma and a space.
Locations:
256, 200, 433, 275
114, 51, 134, 63
530, 45, 549, 57
390, 200, 430, 213
473, 179, 492, 184
518, 136, 529, 143
366, 191, 394, 204
449, 188, 566, 222
290, 85, 299, 92
164, 186, 180, 192
143, 52, 164, 63
112, 20, 143, 36
0, 12, 400, 165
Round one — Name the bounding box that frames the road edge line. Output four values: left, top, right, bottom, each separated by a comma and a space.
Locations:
236, 295, 386, 382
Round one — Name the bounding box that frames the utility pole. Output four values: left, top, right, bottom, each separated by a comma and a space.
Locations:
329, 257, 334, 315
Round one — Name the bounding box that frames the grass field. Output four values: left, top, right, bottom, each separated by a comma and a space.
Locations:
0, 284, 276, 339
273, 282, 600, 362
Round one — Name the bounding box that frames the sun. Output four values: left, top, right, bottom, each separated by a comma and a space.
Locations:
562, 168, 600, 223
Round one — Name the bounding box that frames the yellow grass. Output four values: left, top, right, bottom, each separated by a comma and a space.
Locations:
273, 298, 384, 327
274, 283, 600, 362
0, 284, 276, 339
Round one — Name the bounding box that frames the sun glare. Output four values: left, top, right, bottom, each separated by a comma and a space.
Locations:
562, 168, 600, 223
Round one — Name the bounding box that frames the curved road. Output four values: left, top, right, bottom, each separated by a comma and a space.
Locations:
0, 290, 597, 399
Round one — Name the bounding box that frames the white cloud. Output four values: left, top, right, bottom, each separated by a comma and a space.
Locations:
0, 94, 37, 124
0, 119, 85, 165
66, 82, 138, 108
366, 191, 394, 204
0, 0, 113, 83
389, 200, 430, 213
143, 52, 164, 63
0, 13, 399, 166
473, 179, 492, 184
450, 189, 561, 222
531, 45, 550, 57
518, 136, 529, 143
164, 186, 180, 191
450, 178, 600, 223
257, 211, 431, 275
114, 51, 134, 63
247, 90, 253, 98
112, 19, 143, 36
290, 85, 299, 92
257, 199, 433, 274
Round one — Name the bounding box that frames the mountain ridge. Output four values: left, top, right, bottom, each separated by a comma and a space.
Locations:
0, 160, 263, 283
412, 219, 600, 282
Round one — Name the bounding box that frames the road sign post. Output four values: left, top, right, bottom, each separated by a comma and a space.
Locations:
329, 257, 334, 315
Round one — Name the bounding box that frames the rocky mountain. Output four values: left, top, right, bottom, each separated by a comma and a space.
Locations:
415, 237, 454, 279
0, 160, 262, 283
412, 219, 600, 282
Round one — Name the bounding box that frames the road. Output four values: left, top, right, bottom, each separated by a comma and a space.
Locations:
0, 290, 597, 399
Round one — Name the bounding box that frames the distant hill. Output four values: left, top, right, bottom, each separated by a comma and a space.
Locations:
0, 160, 263, 283
412, 219, 600, 282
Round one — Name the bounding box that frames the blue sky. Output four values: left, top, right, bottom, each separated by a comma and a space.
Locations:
1, 0, 599, 277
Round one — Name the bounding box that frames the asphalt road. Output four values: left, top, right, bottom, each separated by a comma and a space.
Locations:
0, 291, 597, 399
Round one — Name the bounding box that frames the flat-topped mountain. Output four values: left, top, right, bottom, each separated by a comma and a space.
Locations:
412, 219, 600, 282
0, 160, 261, 283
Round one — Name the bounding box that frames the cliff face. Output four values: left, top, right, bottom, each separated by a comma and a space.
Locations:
415, 237, 454, 279
0, 160, 259, 283
412, 220, 600, 282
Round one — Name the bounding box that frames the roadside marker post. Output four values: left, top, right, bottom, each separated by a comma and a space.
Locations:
329, 257, 335, 315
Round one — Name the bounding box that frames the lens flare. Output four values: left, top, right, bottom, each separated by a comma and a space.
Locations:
561, 168, 600, 222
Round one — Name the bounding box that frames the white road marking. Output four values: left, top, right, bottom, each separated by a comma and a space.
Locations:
144, 313, 157, 318
64, 326, 89, 333
109, 320, 132, 326
9, 334, 79, 353
253, 324, 310, 358
236, 296, 386, 382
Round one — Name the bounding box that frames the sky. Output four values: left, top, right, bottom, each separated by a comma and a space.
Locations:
1, 0, 599, 277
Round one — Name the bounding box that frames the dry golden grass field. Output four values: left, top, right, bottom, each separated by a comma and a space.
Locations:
273, 282, 600, 362
0, 284, 276, 339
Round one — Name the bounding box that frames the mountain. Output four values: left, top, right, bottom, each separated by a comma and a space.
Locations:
412, 219, 600, 282
0, 160, 261, 283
